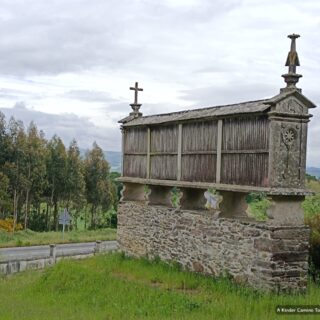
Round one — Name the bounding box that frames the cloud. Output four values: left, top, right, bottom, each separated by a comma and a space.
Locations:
0, 0, 241, 76
179, 82, 278, 107
0, 0, 318, 167
0, 102, 121, 151
63, 90, 117, 103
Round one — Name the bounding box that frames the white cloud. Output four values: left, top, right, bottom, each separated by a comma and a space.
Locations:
0, 0, 318, 166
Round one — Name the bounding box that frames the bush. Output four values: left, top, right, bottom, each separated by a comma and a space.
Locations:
246, 197, 270, 221
302, 192, 320, 282
305, 213, 320, 283
302, 194, 320, 218
0, 218, 23, 232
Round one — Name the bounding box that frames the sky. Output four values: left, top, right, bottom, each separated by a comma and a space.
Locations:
0, 0, 319, 166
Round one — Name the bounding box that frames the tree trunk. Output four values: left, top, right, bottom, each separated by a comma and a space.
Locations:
74, 211, 78, 230
91, 204, 96, 230
24, 164, 31, 230
84, 204, 87, 230
54, 201, 59, 231
24, 188, 30, 230
12, 189, 19, 233
45, 202, 49, 231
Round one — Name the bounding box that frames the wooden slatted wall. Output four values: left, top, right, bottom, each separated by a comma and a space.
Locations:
150, 125, 178, 180
220, 116, 269, 186
181, 121, 217, 182
123, 127, 148, 178
122, 115, 270, 187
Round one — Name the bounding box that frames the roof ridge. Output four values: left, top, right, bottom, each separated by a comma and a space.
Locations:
138, 98, 271, 120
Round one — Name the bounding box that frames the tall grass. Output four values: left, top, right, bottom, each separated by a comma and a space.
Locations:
0, 228, 116, 248
0, 253, 319, 320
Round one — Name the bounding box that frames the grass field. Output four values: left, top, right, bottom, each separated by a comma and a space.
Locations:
0, 228, 117, 248
0, 253, 319, 320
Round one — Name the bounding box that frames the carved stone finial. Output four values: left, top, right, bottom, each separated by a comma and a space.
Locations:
281, 34, 302, 92
129, 81, 143, 117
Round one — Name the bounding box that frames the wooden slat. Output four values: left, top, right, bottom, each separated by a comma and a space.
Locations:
150, 152, 178, 156
177, 124, 182, 181
147, 127, 151, 179
123, 155, 147, 178
124, 152, 148, 156
216, 119, 223, 183
182, 151, 217, 155
181, 154, 216, 182
121, 128, 124, 176
150, 155, 177, 180
221, 149, 268, 154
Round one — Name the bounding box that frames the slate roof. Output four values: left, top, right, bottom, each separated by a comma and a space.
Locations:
119, 89, 316, 127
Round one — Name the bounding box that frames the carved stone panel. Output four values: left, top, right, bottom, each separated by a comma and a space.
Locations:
269, 120, 304, 188
276, 97, 307, 115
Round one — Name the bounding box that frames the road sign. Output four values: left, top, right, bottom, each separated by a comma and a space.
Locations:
59, 209, 71, 226
59, 208, 71, 240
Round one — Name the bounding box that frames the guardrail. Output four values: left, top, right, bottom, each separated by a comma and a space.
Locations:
0, 240, 118, 275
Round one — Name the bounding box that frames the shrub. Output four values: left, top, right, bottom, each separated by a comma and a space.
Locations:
302, 194, 320, 218
305, 213, 320, 283
0, 218, 23, 232
246, 198, 270, 221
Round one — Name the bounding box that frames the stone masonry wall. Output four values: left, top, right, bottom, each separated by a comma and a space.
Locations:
118, 201, 310, 293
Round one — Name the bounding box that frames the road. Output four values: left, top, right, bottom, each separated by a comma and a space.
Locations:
0, 241, 118, 261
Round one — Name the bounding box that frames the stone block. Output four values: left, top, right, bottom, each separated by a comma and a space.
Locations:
271, 228, 310, 239
271, 251, 309, 262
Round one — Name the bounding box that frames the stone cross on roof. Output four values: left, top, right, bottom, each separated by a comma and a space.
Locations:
130, 82, 143, 116
282, 34, 302, 92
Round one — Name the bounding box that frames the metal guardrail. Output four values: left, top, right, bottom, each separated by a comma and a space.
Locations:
0, 241, 119, 275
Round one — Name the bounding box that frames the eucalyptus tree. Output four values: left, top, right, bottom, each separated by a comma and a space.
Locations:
84, 142, 116, 229
46, 135, 67, 230
23, 122, 47, 229
0, 113, 10, 216
65, 139, 86, 229
5, 117, 28, 231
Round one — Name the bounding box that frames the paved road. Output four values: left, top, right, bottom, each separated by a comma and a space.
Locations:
0, 241, 118, 261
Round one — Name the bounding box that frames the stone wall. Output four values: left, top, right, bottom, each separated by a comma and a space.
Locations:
118, 201, 310, 293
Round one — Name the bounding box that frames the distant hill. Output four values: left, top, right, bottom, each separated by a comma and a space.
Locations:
307, 167, 320, 179
104, 151, 121, 172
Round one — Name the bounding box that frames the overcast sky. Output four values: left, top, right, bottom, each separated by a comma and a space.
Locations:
0, 0, 319, 166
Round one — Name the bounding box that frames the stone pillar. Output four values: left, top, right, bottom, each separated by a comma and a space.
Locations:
219, 191, 249, 219
120, 182, 147, 202
148, 185, 173, 207
266, 195, 305, 225
180, 188, 206, 210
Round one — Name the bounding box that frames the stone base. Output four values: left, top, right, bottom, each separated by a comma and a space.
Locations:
118, 201, 310, 293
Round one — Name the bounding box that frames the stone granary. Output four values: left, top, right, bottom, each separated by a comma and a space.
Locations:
117, 34, 317, 292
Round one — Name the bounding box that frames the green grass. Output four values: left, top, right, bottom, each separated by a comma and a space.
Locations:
0, 253, 319, 320
0, 228, 116, 248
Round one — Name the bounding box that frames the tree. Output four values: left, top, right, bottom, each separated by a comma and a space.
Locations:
84, 142, 116, 229
0, 113, 11, 217
23, 122, 47, 229
0, 112, 9, 167
5, 117, 28, 232
65, 139, 86, 229
46, 135, 67, 230
0, 172, 10, 217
